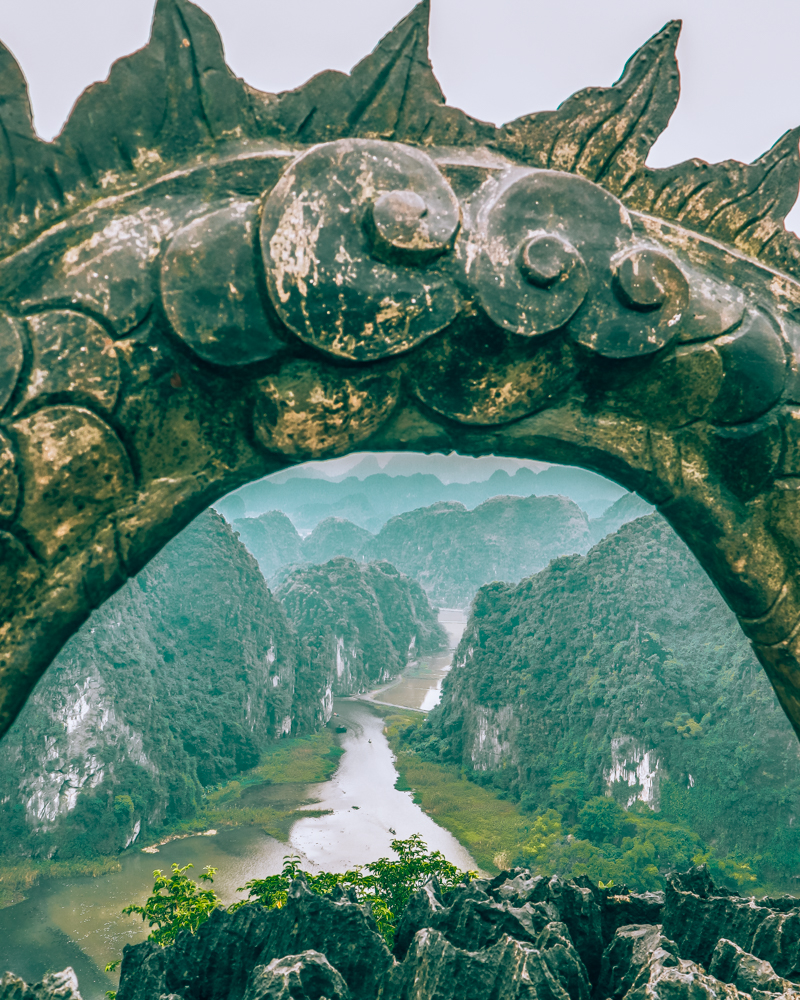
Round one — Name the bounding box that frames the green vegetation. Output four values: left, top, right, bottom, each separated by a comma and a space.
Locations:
0, 507, 439, 867
400, 515, 800, 893
385, 710, 758, 891
0, 728, 343, 906
124, 836, 474, 952
123, 863, 220, 947
277, 558, 447, 694
0, 855, 123, 909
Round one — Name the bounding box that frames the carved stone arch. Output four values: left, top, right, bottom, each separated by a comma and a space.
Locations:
2, 0, 800, 743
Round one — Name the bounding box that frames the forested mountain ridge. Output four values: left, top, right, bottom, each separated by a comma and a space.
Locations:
219, 465, 625, 531
365, 495, 592, 607
405, 514, 800, 888
276, 558, 447, 696
0, 511, 299, 859
0, 515, 441, 861
233, 493, 642, 607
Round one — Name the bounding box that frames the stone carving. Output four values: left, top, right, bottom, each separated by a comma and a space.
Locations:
2, 0, 800, 740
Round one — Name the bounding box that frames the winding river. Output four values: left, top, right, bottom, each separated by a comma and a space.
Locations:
0, 611, 469, 999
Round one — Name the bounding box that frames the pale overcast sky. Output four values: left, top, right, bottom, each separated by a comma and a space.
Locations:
0, 0, 799, 229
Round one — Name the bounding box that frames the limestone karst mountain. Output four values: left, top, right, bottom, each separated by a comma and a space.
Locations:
409, 514, 800, 887
226, 466, 625, 532
231, 492, 649, 608
276, 558, 446, 697
0, 513, 441, 860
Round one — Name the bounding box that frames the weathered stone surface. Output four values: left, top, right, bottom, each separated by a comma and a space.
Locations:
0, 432, 18, 520
162, 201, 287, 366
261, 139, 461, 361
0, 967, 82, 1000
396, 871, 602, 986
243, 952, 351, 1000
709, 311, 787, 425
11, 406, 133, 563
17, 311, 120, 413
0, 206, 172, 334
409, 326, 576, 425
383, 928, 577, 1000
709, 938, 800, 998
254, 363, 400, 459
0, 314, 23, 413
663, 869, 800, 978
3, 0, 800, 742
596, 924, 681, 1000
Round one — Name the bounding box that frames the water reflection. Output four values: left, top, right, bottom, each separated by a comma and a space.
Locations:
289, 700, 474, 872
364, 608, 466, 712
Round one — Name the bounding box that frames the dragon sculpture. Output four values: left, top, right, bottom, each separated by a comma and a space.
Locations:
1, 0, 799, 743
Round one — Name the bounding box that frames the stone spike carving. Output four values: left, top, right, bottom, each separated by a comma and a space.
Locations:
627, 127, 800, 272
256, 0, 493, 145
495, 20, 682, 195
4, 1, 800, 748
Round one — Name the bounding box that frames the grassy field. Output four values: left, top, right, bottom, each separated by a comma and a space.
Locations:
381, 708, 532, 874
0, 728, 344, 907
0, 856, 123, 909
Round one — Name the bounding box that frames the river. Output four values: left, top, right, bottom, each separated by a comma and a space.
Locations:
0, 610, 470, 997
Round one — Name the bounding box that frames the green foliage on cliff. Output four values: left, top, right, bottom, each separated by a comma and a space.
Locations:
125, 836, 473, 950
123, 863, 220, 947
277, 558, 447, 695
365, 495, 593, 607
0, 510, 303, 861
0, 511, 441, 864
403, 515, 800, 891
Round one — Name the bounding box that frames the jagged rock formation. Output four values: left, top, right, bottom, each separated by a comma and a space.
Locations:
412, 514, 800, 885
276, 558, 446, 696
0, 967, 83, 1000
20, 866, 797, 1000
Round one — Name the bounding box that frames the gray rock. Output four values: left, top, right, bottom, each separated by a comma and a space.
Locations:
382, 928, 573, 1000
243, 952, 350, 1000
709, 938, 800, 999
116, 880, 392, 1000
664, 869, 800, 978
595, 924, 681, 1000
0, 969, 82, 1000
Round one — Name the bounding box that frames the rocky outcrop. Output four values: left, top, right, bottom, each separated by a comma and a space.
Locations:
11, 867, 800, 1000
277, 558, 446, 696
0, 968, 82, 1000
663, 870, 800, 978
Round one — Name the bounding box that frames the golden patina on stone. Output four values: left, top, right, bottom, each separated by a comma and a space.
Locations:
1, 0, 800, 745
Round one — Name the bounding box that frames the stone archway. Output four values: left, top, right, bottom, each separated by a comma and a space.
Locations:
2, 0, 800, 743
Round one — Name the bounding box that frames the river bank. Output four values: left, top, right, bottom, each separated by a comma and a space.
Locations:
0, 698, 478, 999
362, 608, 467, 712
